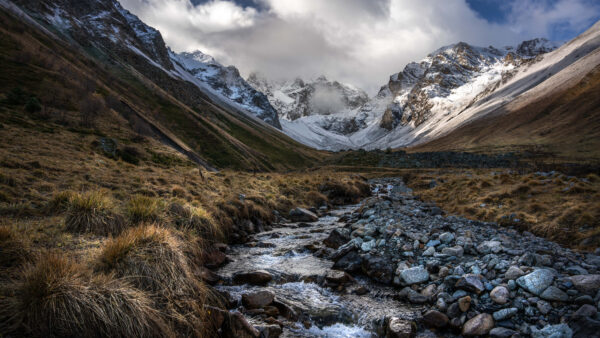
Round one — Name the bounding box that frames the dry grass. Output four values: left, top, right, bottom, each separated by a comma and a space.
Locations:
95, 225, 208, 336
64, 191, 125, 236
0, 226, 32, 269
406, 169, 600, 250
126, 195, 165, 224
0, 253, 173, 337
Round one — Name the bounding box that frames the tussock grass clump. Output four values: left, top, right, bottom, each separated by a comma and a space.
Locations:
44, 190, 76, 214
0, 226, 32, 268
319, 178, 371, 205
65, 191, 125, 236
168, 202, 222, 241
126, 195, 164, 224
0, 253, 172, 338
95, 225, 208, 336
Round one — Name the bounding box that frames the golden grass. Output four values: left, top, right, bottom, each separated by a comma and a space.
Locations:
126, 195, 165, 224
406, 169, 600, 250
0, 226, 31, 269
0, 253, 173, 337
64, 191, 125, 236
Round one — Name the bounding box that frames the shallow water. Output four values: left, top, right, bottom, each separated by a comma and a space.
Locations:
217, 203, 420, 337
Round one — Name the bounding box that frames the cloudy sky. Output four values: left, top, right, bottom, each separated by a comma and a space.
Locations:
119, 0, 600, 94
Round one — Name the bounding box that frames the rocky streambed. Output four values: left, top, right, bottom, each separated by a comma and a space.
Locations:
207, 178, 600, 337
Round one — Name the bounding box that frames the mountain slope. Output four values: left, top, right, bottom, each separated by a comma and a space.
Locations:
411, 22, 600, 161
2, 0, 321, 170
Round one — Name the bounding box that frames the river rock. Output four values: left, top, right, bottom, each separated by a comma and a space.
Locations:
421, 310, 449, 328
325, 269, 350, 284
458, 296, 471, 312
477, 240, 502, 254
569, 274, 600, 294
223, 311, 260, 338
504, 266, 525, 280
455, 274, 485, 293
233, 270, 273, 285
516, 269, 555, 295
540, 286, 568, 302
333, 250, 362, 272
493, 307, 518, 321
387, 317, 416, 338
423, 246, 435, 256
490, 285, 510, 304
288, 208, 318, 222
490, 327, 518, 338
439, 232, 455, 244
257, 324, 282, 338
441, 246, 464, 257
537, 300, 552, 314
323, 228, 350, 249
203, 246, 228, 268
396, 266, 430, 285
462, 313, 494, 336
242, 290, 275, 309
363, 255, 394, 284
530, 323, 573, 338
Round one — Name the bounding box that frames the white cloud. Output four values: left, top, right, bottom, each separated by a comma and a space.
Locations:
118, 0, 599, 94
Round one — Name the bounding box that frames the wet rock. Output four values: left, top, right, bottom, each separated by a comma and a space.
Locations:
263, 306, 280, 317
331, 239, 359, 260
203, 246, 229, 269
505, 266, 525, 280
288, 208, 318, 222
569, 274, 600, 295
516, 269, 555, 295
387, 317, 416, 338
363, 255, 394, 284
540, 286, 568, 302
257, 324, 282, 338
446, 303, 461, 319
242, 290, 275, 309
490, 327, 518, 338
490, 285, 510, 304
323, 228, 350, 249
396, 266, 430, 286
325, 269, 351, 284
272, 299, 298, 321
458, 296, 471, 312
462, 313, 494, 336
455, 274, 485, 294
233, 270, 273, 285
421, 310, 449, 328
530, 323, 572, 338
198, 267, 221, 285
493, 307, 518, 321
333, 250, 362, 273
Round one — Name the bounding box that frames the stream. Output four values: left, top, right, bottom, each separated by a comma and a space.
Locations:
216, 185, 421, 337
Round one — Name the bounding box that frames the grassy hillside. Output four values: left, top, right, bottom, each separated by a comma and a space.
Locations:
0, 7, 324, 172
411, 65, 600, 163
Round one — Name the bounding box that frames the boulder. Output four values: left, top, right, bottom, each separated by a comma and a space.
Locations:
569, 274, 600, 295
455, 274, 485, 294
325, 269, 351, 284
387, 317, 416, 338
333, 250, 363, 273
323, 228, 350, 249
490, 286, 510, 304
233, 270, 273, 285
288, 208, 318, 222
421, 310, 449, 328
242, 290, 275, 309
516, 269, 555, 295
396, 266, 430, 286
462, 313, 494, 336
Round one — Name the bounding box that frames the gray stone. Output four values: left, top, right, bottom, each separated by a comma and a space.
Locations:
361, 239, 376, 252
490, 285, 510, 304
570, 274, 600, 295
439, 232, 455, 244
289, 207, 318, 222
455, 274, 485, 294
477, 241, 502, 254
441, 246, 464, 257
572, 304, 597, 319
537, 300, 552, 314
462, 313, 494, 336
530, 324, 573, 338
242, 290, 275, 309
505, 266, 525, 280
516, 269, 555, 295
397, 266, 430, 285
540, 286, 568, 302
422, 246, 435, 256
493, 307, 518, 321
490, 327, 518, 338
386, 317, 415, 338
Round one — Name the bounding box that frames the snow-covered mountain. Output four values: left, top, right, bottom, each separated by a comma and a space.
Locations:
14, 0, 281, 129
265, 38, 564, 150
171, 51, 280, 128
247, 74, 368, 135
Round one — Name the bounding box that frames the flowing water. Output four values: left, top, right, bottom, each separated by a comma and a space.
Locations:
216, 203, 421, 337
